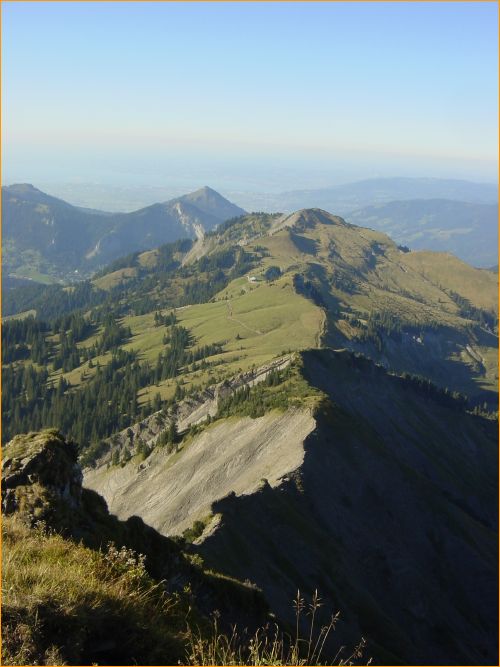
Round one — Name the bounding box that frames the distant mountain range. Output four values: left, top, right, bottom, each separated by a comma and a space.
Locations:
2, 184, 245, 281
230, 177, 498, 213
38, 177, 499, 213
2, 178, 498, 283
346, 198, 498, 267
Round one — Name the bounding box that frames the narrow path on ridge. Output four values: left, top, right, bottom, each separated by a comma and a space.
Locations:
226, 300, 262, 335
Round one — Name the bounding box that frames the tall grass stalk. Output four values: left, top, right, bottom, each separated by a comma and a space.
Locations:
185, 589, 369, 665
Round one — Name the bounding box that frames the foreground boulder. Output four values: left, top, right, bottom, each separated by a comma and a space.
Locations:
1, 429, 270, 666
2, 429, 83, 524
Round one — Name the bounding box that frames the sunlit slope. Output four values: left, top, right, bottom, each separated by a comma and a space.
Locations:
27, 208, 500, 404
403, 250, 498, 312
4, 207, 497, 449
93, 207, 497, 336
258, 209, 496, 324
50, 273, 322, 402
120, 278, 323, 401
228, 209, 498, 402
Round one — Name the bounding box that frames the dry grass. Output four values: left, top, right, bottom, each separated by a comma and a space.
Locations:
1, 516, 189, 665
2, 516, 368, 665
186, 590, 369, 666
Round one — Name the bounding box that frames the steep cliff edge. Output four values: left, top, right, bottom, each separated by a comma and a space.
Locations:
84, 350, 498, 665
85, 408, 315, 536
198, 351, 498, 665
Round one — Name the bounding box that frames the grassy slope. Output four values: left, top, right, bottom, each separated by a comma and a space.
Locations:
92, 266, 139, 290
2, 516, 193, 666
403, 250, 498, 312
2, 514, 273, 667
255, 213, 498, 399
121, 277, 322, 403
6, 209, 497, 415
2, 512, 359, 667
46, 272, 321, 400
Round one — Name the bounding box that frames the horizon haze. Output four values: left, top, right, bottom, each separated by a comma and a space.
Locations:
2, 2, 498, 189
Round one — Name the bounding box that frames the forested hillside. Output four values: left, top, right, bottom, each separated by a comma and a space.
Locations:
2, 184, 245, 281
3, 209, 497, 452
2, 207, 498, 665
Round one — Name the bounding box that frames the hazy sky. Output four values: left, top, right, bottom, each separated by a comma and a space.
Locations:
3, 1, 498, 190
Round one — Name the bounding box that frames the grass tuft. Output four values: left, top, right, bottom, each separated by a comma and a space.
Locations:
1, 516, 190, 665
186, 589, 370, 666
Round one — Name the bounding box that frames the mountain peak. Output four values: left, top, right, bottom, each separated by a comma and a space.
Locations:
273, 207, 349, 234
196, 185, 218, 195
5, 183, 41, 194
3, 183, 73, 208
183, 185, 229, 202
177, 186, 246, 221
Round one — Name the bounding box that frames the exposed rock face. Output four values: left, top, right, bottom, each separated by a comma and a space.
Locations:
85, 407, 314, 536
197, 350, 498, 666
86, 355, 293, 468
85, 350, 498, 665
2, 429, 82, 524
2, 428, 270, 629
176, 355, 293, 432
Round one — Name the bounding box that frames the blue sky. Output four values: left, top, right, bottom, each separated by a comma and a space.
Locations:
2, 1, 498, 189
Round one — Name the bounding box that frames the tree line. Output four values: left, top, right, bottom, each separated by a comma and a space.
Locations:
2, 322, 224, 450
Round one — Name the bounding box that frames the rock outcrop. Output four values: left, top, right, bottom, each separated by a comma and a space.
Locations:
1, 429, 269, 666
1, 429, 269, 621
2, 429, 83, 526
85, 354, 293, 469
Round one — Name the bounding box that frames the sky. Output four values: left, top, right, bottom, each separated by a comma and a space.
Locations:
2, 1, 498, 191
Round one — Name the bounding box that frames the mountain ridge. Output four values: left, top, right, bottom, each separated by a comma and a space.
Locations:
3, 200, 498, 665
83, 349, 498, 665
3, 207, 497, 408
2, 184, 246, 281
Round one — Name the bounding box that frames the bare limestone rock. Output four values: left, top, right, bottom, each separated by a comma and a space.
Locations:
2, 429, 82, 525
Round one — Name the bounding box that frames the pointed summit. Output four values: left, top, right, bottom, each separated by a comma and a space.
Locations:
177, 186, 246, 221
195, 185, 218, 195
